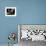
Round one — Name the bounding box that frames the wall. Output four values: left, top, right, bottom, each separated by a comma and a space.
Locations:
0, 0, 46, 44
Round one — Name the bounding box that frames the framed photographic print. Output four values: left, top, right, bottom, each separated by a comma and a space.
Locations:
5, 7, 16, 16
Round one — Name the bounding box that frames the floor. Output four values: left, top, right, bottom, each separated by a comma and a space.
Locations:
19, 39, 46, 46
0, 44, 18, 46
0, 41, 46, 46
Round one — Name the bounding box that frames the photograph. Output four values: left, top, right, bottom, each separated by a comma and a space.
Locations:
5, 7, 16, 16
